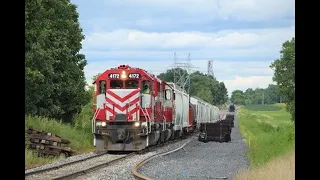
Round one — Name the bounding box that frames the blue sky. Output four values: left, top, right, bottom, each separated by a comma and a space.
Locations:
71, 0, 295, 96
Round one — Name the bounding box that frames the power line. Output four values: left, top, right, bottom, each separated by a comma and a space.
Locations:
169, 52, 197, 94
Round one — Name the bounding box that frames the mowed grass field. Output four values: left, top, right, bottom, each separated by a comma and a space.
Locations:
235, 103, 295, 180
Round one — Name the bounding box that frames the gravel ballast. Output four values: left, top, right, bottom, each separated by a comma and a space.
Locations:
75, 138, 193, 180
139, 112, 250, 180
25, 151, 97, 173
25, 153, 127, 180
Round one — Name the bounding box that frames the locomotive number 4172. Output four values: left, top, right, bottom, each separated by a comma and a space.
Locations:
128, 73, 140, 78
109, 73, 120, 78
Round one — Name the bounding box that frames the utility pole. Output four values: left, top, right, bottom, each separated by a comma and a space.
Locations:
207, 60, 215, 78
262, 93, 264, 105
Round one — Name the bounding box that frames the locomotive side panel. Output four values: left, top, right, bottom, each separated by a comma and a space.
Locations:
173, 89, 183, 131
163, 85, 174, 122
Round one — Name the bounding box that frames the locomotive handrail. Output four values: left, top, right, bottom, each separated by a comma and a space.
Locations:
163, 114, 166, 131
91, 107, 101, 134
144, 103, 152, 133
139, 104, 151, 133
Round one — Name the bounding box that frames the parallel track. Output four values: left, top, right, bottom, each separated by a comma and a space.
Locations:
132, 139, 192, 180
53, 152, 136, 180
25, 151, 109, 176
25, 152, 135, 180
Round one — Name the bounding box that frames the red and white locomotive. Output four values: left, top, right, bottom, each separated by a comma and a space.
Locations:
91, 65, 220, 151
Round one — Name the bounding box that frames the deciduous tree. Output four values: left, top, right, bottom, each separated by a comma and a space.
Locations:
25, 0, 89, 122
270, 37, 295, 121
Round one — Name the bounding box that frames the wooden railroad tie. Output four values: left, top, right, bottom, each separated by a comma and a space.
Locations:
25, 126, 76, 158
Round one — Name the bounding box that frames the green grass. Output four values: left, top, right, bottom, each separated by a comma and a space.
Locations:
25, 148, 60, 168
244, 104, 282, 111
238, 103, 295, 167
25, 103, 95, 168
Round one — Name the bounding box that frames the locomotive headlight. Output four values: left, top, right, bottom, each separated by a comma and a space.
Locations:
121, 74, 127, 79
101, 122, 107, 127
134, 122, 140, 127
96, 122, 102, 126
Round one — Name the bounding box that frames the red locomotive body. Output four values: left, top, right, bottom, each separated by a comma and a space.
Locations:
92, 65, 181, 151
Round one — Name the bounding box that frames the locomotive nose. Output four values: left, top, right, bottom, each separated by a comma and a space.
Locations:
117, 131, 126, 140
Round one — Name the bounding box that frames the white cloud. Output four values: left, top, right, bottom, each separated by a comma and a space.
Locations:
107, 0, 295, 21
84, 59, 275, 97
82, 26, 295, 51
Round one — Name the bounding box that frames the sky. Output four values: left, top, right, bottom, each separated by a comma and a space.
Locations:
71, 0, 295, 97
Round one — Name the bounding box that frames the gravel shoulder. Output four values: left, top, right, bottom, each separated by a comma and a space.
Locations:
139, 112, 250, 180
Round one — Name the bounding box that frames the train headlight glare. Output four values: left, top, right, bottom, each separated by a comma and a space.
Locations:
134, 122, 140, 127
96, 122, 102, 126
121, 74, 127, 79
102, 122, 107, 127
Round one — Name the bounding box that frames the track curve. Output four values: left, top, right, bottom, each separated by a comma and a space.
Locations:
132, 140, 192, 180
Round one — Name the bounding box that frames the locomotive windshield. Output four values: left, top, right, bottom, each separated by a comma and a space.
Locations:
125, 80, 139, 89
110, 80, 123, 89
109, 79, 140, 89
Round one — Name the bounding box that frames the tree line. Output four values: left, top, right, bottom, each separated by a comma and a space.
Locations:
230, 37, 295, 121
157, 69, 228, 105
230, 84, 281, 105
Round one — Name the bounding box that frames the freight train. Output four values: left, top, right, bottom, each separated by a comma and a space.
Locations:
91, 65, 221, 152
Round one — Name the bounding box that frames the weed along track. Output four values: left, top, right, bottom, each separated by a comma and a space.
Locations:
25, 152, 136, 180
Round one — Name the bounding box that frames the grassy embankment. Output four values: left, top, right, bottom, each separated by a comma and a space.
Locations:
235, 103, 295, 180
25, 103, 95, 168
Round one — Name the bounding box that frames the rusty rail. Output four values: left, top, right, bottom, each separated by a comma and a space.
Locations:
132, 140, 192, 180
25, 151, 109, 177
52, 152, 136, 180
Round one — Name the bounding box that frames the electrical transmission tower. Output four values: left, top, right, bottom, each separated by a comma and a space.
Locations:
207, 60, 215, 78
170, 52, 196, 94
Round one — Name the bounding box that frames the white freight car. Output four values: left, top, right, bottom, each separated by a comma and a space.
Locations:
190, 96, 220, 126
167, 82, 190, 135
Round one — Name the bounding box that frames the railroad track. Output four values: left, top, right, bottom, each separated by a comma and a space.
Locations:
25, 151, 136, 180
25, 133, 197, 180
132, 139, 192, 180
